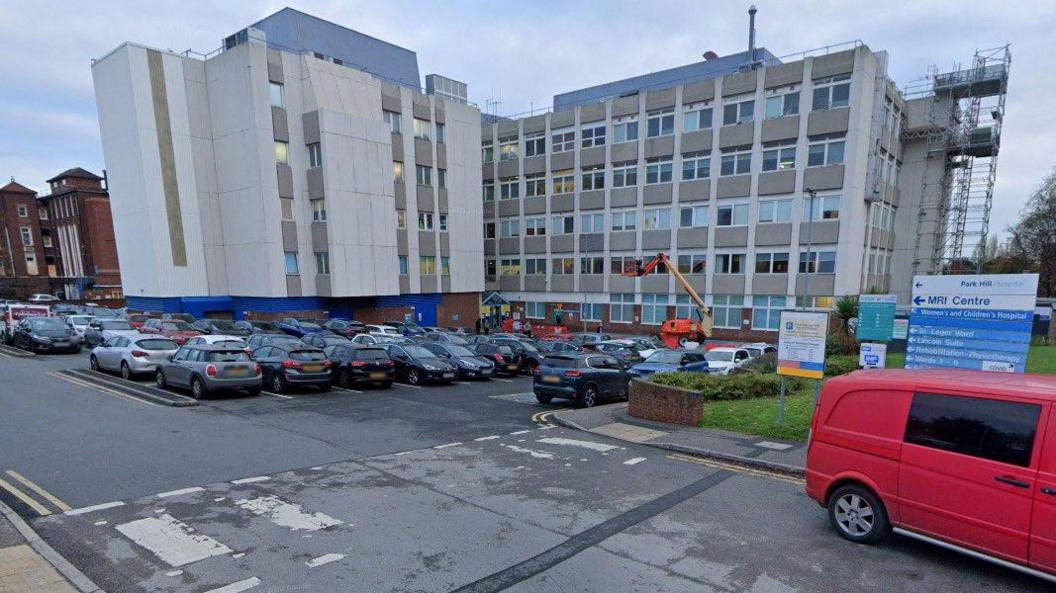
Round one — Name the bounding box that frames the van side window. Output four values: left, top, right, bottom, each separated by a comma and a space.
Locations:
904, 393, 1041, 468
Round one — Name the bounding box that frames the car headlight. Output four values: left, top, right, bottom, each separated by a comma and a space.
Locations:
422, 364, 438, 371
31, 334, 52, 342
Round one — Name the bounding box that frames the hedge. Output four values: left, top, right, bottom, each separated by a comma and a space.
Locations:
824, 355, 861, 377
650, 371, 803, 401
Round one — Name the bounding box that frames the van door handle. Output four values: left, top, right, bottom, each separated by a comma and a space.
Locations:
994, 475, 1029, 489
1042, 487, 1056, 496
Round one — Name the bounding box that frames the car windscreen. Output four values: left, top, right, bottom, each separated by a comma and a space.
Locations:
496, 346, 516, 356
543, 357, 577, 368
647, 351, 683, 364
404, 345, 438, 359
706, 351, 735, 362
445, 334, 468, 345
29, 318, 66, 330
135, 338, 178, 351
208, 350, 251, 362
445, 345, 476, 357
100, 320, 133, 330
296, 320, 322, 329
213, 340, 247, 348
68, 316, 94, 325
290, 350, 326, 361
161, 321, 191, 331
353, 348, 389, 361
517, 342, 540, 353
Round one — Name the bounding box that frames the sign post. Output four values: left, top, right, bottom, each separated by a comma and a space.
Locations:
907, 274, 1039, 373
776, 310, 829, 424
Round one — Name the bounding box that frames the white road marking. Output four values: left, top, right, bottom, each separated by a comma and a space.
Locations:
310, 466, 324, 470
166, 570, 183, 577
214, 497, 226, 502
116, 514, 231, 567
509, 430, 532, 435
536, 437, 619, 452
157, 486, 204, 498
93, 520, 108, 526
203, 577, 261, 593
332, 387, 363, 394
501, 444, 554, 459
434, 442, 462, 449
624, 457, 647, 466
755, 441, 794, 451
154, 509, 166, 514
305, 553, 345, 568
65, 501, 125, 516
234, 495, 342, 531
231, 476, 269, 485
473, 435, 500, 441
263, 391, 293, 399
496, 378, 514, 383
399, 383, 423, 389
538, 425, 556, 430
232, 552, 245, 559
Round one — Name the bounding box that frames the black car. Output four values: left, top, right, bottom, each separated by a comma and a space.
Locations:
11, 316, 80, 353
472, 343, 522, 376
324, 344, 394, 388
533, 353, 631, 408
234, 320, 283, 335
383, 343, 457, 385
324, 319, 366, 338
251, 345, 331, 393
302, 333, 350, 349
190, 318, 251, 337
246, 333, 305, 352
420, 342, 495, 379
488, 337, 544, 374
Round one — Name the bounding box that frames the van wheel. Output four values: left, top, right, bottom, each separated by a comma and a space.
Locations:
578, 384, 599, 408
828, 484, 890, 544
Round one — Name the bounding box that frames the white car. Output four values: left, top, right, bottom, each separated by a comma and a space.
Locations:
28, 293, 60, 303
182, 334, 250, 350
704, 347, 753, 375
352, 332, 410, 346
90, 333, 179, 379
64, 315, 97, 339
738, 342, 777, 358
364, 324, 401, 336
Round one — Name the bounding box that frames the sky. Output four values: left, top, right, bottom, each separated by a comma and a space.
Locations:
1, 0, 1054, 238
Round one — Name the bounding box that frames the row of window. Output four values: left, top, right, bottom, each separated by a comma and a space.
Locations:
395, 210, 450, 232
396, 255, 451, 276
283, 251, 455, 277
383, 110, 446, 143
488, 250, 837, 278
391, 162, 448, 188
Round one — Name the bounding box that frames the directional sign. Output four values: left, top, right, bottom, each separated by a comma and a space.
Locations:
857, 294, 897, 341
859, 343, 887, 369
906, 274, 1038, 373
777, 310, 829, 379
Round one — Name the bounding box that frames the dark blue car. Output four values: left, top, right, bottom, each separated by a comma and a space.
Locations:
533, 353, 631, 408
275, 318, 330, 338
629, 350, 710, 379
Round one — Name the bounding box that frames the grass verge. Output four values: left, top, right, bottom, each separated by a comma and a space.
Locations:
699, 383, 815, 442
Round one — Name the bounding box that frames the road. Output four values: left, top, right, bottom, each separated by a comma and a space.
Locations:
0, 345, 1047, 592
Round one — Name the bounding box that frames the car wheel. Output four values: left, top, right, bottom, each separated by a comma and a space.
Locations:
339, 369, 352, 388
407, 369, 420, 385
271, 373, 286, 394
578, 384, 599, 408
90, 355, 100, 371
120, 361, 133, 380
535, 393, 553, 404
190, 377, 206, 400
155, 370, 167, 388
828, 484, 890, 544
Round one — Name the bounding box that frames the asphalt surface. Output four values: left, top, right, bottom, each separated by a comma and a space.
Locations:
0, 345, 1049, 592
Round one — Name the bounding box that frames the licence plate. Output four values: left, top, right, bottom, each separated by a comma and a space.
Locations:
509, 365, 519, 371
369, 372, 386, 379
442, 373, 455, 379
226, 367, 249, 376
302, 364, 323, 373
542, 375, 560, 383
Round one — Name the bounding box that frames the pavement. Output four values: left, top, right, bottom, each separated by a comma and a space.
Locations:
551, 402, 807, 475
0, 500, 98, 593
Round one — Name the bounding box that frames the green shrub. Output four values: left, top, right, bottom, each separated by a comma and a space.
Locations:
737, 352, 777, 374
649, 371, 803, 401
824, 355, 860, 376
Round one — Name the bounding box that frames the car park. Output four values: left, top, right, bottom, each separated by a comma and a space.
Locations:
90, 335, 178, 379
488, 337, 544, 373
251, 345, 331, 393
570, 332, 612, 346
190, 318, 251, 337
420, 342, 495, 379
245, 333, 304, 352
302, 333, 350, 349
63, 315, 97, 340
629, 350, 709, 378
383, 321, 426, 336
126, 313, 155, 329
806, 369, 1056, 581
533, 353, 631, 408
593, 341, 645, 366
323, 319, 365, 338
420, 331, 469, 345
234, 320, 282, 335
83, 318, 139, 347
323, 344, 394, 389
383, 343, 457, 385
160, 313, 196, 324
1, 303, 51, 343
274, 318, 329, 338
156, 344, 262, 399
28, 293, 60, 303
604, 337, 661, 359
472, 343, 522, 376
704, 347, 751, 375
537, 339, 580, 354
140, 318, 203, 345
364, 324, 401, 336
182, 335, 250, 351
738, 342, 777, 358
10, 316, 80, 353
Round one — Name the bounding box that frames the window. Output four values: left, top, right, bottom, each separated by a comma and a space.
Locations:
525, 217, 546, 236
677, 253, 707, 274
486, 258, 496, 277
611, 209, 636, 231
438, 214, 448, 232
482, 141, 494, 163
582, 303, 603, 321
384, 110, 402, 133
311, 199, 327, 222
581, 213, 604, 233
315, 252, 330, 275
610, 255, 638, 274
499, 217, 519, 237
679, 205, 709, 228
716, 203, 749, 226
580, 256, 604, 274
436, 123, 445, 143
525, 258, 547, 275
19, 227, 32, 246
37, 208, 47, 220
715, 253, 746, 274
612, 161, 637, 187
551, 215, 574, 235
416, 165, 432, 186
765, 91, 800, 119
500, 177, 520, 200
582, 166, 605, 190
437, 168, 446, 189
393, 161, 405, 183
808, 136, 845, 168
267, 82, 286, 110
674, 295, 694, 319
683, 104, 713, 132
42, 233, 52, 248
525, 173, 546, 197
712, 295, 744, 328
799, 250, 836, 274
420, 256, 436, 275
280, 198, 294, 221
752, 296, 786, 330
24, 253, 37, 276
645, 158, 672, 184
905, 393, 1041, 468
795, 295, 834, 310
418, 211, 434, 231
525, 132, 545, 157
643, 208, 671, 230
720, 147, 752, 176
399, 255, 409, 275
610, 293, 635, 323
16, 205, 28, 218
812, 75, 851, 111
722, 98, 754, 125
551, 128, 575, 152
681, 152, 711, 180
440, 256, 450, 275
552, 169, 574, 194
762, 142, 796, 171
641, 294, 669, 324
274, 141, 289, 164
525, 302, 546, 319
758, 199, 793, 223
499, 137, 518, 161
613, 118, 638, 143
413, 118, 431, 140
284, 251, 299, 275
581, 123, 606, 147
396, 210, 407, 229
307, 143, 323, 168
755, 252, 790, 274
551, 256, 574, 275
647, 109, 674, 137
803, 195, 841, 220
483, 222, 495, 238
482, 184, 495, 202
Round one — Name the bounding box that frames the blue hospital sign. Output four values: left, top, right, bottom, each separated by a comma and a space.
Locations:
906, 274, 1039, 373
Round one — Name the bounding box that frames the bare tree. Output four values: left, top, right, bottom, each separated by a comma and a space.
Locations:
1007, 168, 1056, 297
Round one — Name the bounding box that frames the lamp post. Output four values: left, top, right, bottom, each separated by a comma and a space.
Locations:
800, 187, 817, 311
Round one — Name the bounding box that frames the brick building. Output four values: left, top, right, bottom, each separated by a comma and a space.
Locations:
0, 179, 49, 298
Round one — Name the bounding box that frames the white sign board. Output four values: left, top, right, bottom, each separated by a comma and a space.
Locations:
777, 311, 829, 379
859, 343, 887, 369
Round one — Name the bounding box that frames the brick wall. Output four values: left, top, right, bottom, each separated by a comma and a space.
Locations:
627, 379, 704, 426
436, 292, 479, 330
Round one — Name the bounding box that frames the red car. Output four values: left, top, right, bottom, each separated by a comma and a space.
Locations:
140, 318, 203, 345
806, 369, 1056, 583
127, 313, 156, 329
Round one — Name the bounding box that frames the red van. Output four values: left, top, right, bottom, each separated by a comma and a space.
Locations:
806, 369, 1056, 583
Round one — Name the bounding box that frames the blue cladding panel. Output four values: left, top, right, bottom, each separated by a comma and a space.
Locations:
377, 293, 442, 326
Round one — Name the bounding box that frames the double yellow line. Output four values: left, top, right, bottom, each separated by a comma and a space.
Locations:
668, 453, 805, 485
531, 409, 567, 426
0, 470, 71, 516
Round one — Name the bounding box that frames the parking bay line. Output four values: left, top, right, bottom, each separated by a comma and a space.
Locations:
5, 470, 71, 512
262, 391, 293, 400
204, 577, 261, 593
49, 371, 158, 407
0, 477, 53, 516
331, 386, 363, 394
65, 501, 125, 516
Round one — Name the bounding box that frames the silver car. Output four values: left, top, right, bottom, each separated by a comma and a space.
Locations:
155, 344, 262, 399
90, 334, 179, 379
64, 315, 97, 340
84, 318, 139, 347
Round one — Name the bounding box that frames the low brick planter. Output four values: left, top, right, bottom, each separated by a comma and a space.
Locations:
628, 379, 705, 426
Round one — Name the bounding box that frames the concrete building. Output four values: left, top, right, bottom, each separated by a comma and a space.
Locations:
91, 8, 484, 324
